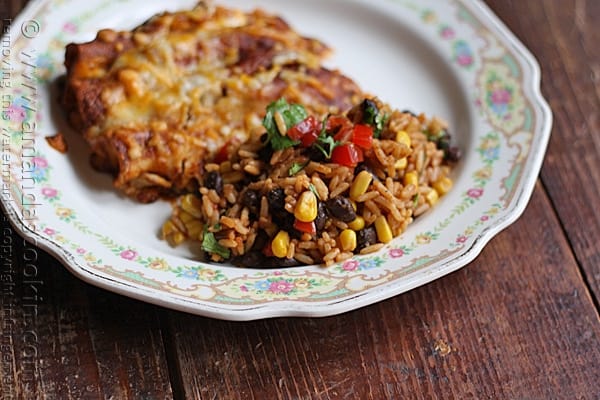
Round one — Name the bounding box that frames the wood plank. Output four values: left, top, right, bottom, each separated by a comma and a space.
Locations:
165, 185, 600, 399
485, 0, 600, 305
0, 214, 174, 399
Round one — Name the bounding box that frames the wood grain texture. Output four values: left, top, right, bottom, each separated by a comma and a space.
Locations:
165, 186, 600, 399
0, 216, 174, 399
485, 0, 600, 307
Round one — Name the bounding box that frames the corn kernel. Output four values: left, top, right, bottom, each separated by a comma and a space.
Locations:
394, 158, 408, 170
185, 220, 204, 239
294, 191, 318, 222
339, 229, 357, 252
272, 231, 290, 258
180, 194, 203, 218
169, 232, 186, 246
433, 177, 453, 196
350, 170, 373, 200
161, 220, 179, 237
425, 189, 439, 206
348, 216, 365, 231
395, 130, 411, 148
178, 210, 195, 224
375, 216, 393, 244
403, 171, 419, 187
162, 220, 186, 246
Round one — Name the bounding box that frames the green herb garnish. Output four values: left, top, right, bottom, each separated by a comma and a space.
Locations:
312, 117, 339, 159
308, 183, 320, 200
314, 134, 338, 159
412, 194, 420, 208
288, 162, 306, 176
201, 229, 230, 259
262, 98, 307, 150
363, 101, 388, 138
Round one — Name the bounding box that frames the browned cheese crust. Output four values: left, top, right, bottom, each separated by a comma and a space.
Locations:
62, 3, 363, 202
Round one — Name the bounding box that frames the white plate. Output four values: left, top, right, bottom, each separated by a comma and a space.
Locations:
1, 0, 551, 320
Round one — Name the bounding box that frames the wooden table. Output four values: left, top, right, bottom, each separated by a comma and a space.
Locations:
1, 0, 599, 398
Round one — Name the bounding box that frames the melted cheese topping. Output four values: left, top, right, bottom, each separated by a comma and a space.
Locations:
101, 5, 329, 151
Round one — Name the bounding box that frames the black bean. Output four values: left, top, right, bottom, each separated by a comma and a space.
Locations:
272, 211, 301, 239
355, 163, 377, 179
267, 187, 294, 234
402, 109, 417, 117
348, 99, 380, 124
314, 201, 327, 231
435, 130, 451, 150
232, 251, 266, 268
251, 230, 270, 252
267, 188, 285, 212
445, 146, 462, 163
204, 171, 223, 195
241, 189, 260, 213
268, 188, 297, 236
306, 145, 326, 162
326, 196, 356, 223
346, 103, 364, 124
258, 133, 273, 162
433, 130, 461, 162
356, 226, 377, 252
232, 252, 301, 268
264, 257, 301, 268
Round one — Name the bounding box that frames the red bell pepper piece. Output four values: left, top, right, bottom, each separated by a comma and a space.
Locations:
287, 116, 321, 147
331, 143, 362, 167
351, 124, 374, 149
293, 219, 316, 235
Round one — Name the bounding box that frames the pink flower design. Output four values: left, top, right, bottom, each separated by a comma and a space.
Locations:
120, 249, 138, 260
480, 215, 489, 222
32, 157, 48, 168
273, 271, 282, 276
456, 236, 468, 244
467, 188, 484, 199
491, 88, 511, 105
389, 248, 404, 258
62, 22, 77, 33
76, 248, 86, 254
240, 285, 248, 292
457, 54, 473, 67
342, 260, 359, 272
440, 27, 455, 39
41, 187, 58, 198
43, 228, 55, 235
269, 280, 294, 294
6, 105, 25, 122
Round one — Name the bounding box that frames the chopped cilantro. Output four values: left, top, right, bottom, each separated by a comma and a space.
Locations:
201, 229, 230, 259
288, 162, 306, 176
314, 134, 338, 159
308, 183, 320, 200
412, 194, 420, 208
363, 100, 388, 138
262, 98, 307, 150
313, 117, 339, 159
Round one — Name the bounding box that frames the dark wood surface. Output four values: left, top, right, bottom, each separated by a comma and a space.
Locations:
2, 0, 600, 398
